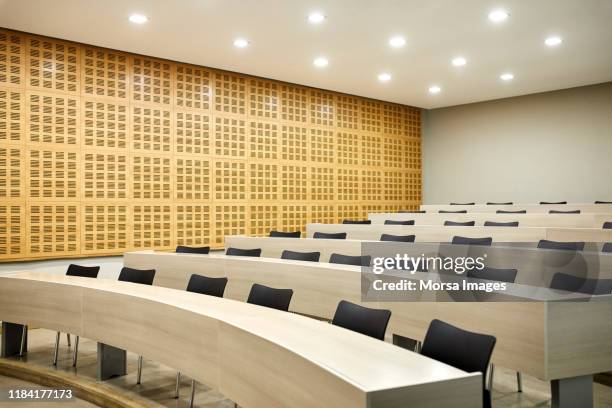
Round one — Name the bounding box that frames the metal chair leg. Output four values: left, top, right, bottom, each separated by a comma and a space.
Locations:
136, 355, 143, 384
516, 371, 523, 392
19, 325, 27, 356
487, 363, 495, 390
66, 333, 71, 347
175, 372, 181, 398
72, 336, 79, 367
189, 379, 195, 408
53, 332, 60, 365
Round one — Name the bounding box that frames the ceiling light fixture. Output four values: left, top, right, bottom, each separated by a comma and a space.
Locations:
429, 85, 441, 94
313, 57, 329, 68
378, 73, 392, 82
452, 57, 467, 66
389, 36, 406, 48
233, 38, 249, 48
308, 12, 326, 24
545, 36, 563, 47
500, 73, 514, 81
488, 9, 509, 22
128, 14, 148, 24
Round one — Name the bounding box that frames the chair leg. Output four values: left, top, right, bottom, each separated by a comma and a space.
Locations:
19, 325, 27, 356
66, 333, 71, 347
72, 336, 79, 367
487, 363, 495, 391
175, 372, 181, 398
53, 332, 60, 366
516, 371, 523, 392
136, 355, 143, 384
189, 379, 195, 408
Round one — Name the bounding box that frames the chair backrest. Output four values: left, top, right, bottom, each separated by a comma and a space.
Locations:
487, 202, 513, 205
186, 274, 228, 297
444, 220, 475, 226
269, 230, 301, 238
421, 319, 496, 393
450, 202, 475, 205
603, 222, 612, 229
602, 243, 612, 253
399, 210, 426, 213
537, 240, 585, 251
483, 221, 519, 227
550, 273, 612, 295
451, 236, 493, 246
540, 201, 567, 204
467, 267, 518, 283
329, 253, 372, 266
496, 210, 526, 214
595, 201, 612, 204
331, 300, 391, 341
281, 250, 320, 262
439, 210, 467, 213
313, 232, 347, 240
176, 245, 210, 254
384, 220, 415, 225
342, 220, 372, 224
549, 210, 580, 214
118, 267, 156, 285
225, 247, 262, 257
66, 264, 100, 278
247, 283, 293, 311
380, 234, 416, 243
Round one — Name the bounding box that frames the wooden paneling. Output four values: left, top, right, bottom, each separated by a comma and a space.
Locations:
0, 28, 421, 261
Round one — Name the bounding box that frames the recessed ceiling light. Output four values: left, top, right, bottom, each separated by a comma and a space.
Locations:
429, 85, 441, 94
545, 36, 563, 47
452, 57, 467, 66
488, 9, 509, 22
378, 73, 392, 82
313, 57, 329, 68
389, 36, 406, 48
308, 12, 326, 24
129, 14, 148, 24
233, 38, 249, 48
500, 73, 514, 81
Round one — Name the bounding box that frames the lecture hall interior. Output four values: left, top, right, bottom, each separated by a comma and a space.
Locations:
0, 1, 611, 407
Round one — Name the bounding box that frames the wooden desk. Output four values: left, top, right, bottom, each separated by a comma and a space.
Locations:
0, 272, 481, 408
420, 203, 612, 213
369, 212, 612, 228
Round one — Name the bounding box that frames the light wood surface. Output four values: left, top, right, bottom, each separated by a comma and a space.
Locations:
0, 272, 481, 408
123, 251, 612, 381
369, 212, 612, 228
420, 204, 612, 213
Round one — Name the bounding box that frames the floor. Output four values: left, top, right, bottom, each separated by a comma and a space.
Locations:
2, 328, 611, 407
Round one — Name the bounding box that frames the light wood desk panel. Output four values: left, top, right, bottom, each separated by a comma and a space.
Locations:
0, 272, 481, 408
420, 204, 612, 213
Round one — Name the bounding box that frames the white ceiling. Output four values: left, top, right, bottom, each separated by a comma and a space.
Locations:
1, 0, 611, 109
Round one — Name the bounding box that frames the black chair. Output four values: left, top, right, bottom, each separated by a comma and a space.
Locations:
420, 319, 496, 408
549, 210, 580, 214
269, 230, 301, 238
380, 234, 416, 242
603, 222, 612, 229
497, 210, 526, 214
281, 250, 320, 262
329, 253, 371, 266
450, 202, 475, 205
540, 201, 567, 204
595, 201, 612, 204
451, 236, 492, 246
313, 232, 347, 240
342, 220, 371, 224
384, 220, 415, 225
50, 264, 100, 367
118, 267, 156, 384
176, 245, 210, 254
444, 221, 475, 226
247, 284, 293, 311
484, 221, 519, 227
550, 273, 612, 295
331, 300, 391, 341
225, 247, 262, 257
537, 240, 585, 251
181, 274, 228, 402
439, 210, 467, 213
603, 243, 612, 253
467, 267, 518, 283
399, 210, 426, 213
487, 202, 513, 205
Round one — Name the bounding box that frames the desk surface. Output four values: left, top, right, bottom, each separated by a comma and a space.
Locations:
420, 203, 612, 213
0, 272, 480, 408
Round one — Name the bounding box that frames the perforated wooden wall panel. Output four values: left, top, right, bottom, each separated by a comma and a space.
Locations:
0, 29, 421, 261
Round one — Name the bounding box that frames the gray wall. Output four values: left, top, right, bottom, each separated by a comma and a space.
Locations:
422, 82, 612, 204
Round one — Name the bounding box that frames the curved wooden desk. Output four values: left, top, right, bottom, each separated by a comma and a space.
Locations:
420, 203, 612, 214
0, 272, 481, 408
